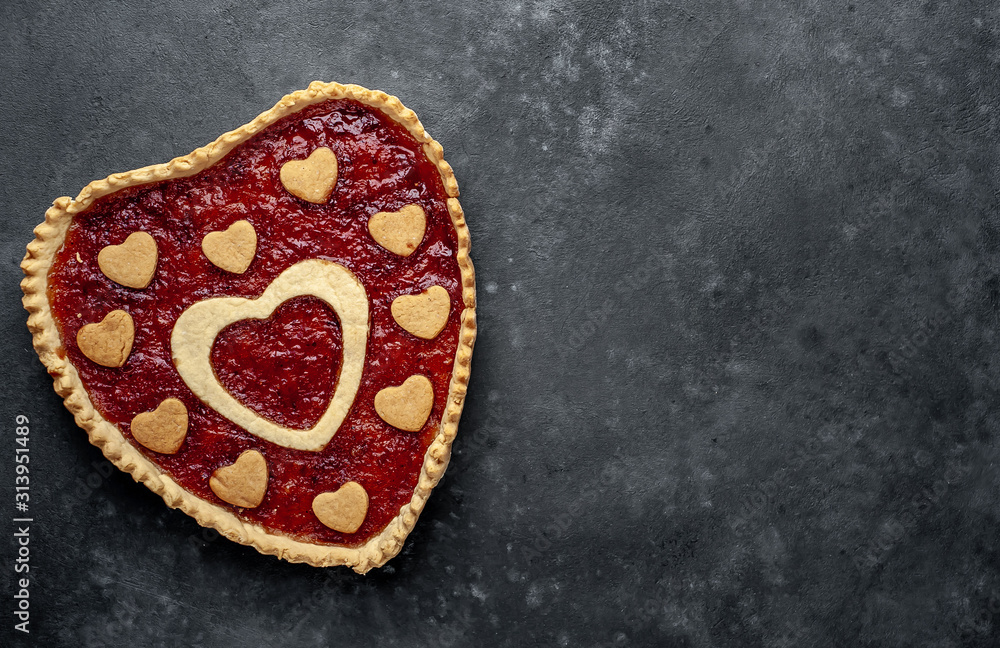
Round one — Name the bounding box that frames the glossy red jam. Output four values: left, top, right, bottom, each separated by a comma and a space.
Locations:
47, 99, 463, 545
213, 297, 343, 431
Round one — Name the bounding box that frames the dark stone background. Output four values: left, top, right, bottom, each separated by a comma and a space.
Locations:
2, 1, 1000, 646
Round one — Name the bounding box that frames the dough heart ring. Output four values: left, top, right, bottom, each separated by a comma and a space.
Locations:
21, 82, 476, 573
172, 259, 369, 452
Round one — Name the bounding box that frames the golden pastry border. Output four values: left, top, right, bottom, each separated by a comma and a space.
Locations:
20, 81, 477, 574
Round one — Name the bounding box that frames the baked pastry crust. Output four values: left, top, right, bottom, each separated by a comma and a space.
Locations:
20, 81, 476, 573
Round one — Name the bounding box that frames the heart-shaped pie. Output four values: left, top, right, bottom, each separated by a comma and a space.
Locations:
21, 82, 476, 573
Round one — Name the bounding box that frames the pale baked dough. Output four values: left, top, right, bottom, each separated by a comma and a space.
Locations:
368, 204, 427, 256
98, 231, 157, 288
391, 285, 450, 339
130, 398, 188, 454
374, 375, 435, 432
313, 482, 370, 533
202, 220, 257, 274
279, 147, 339, 204
20, 81, 477, 574
210, 450, 269, 509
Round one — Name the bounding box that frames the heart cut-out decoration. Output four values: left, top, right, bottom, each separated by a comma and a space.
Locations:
210, 449, 268, 508
130, 398, 188, 454
98, 231, 158, 288
202, 220, 257, 273
171, 259, 369, 451
368, 204, 426, 257
313, 482, 369, 533
280, 147, 338, 204
391, 285, 450, 339
374, 374, 434, 432
77, 309, 135, 367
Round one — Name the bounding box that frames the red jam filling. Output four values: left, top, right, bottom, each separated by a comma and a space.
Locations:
212, 297, 343, 431
47, 99, 463, 546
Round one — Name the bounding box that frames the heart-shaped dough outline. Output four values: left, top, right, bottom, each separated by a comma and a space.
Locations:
171, 259, 368, 451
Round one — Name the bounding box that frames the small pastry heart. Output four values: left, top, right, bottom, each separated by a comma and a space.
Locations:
77, 310, 134, 367
374, 375, 434, 432
368, 204, 426, 257
130, 398, 188, 454
391, 285, 450, 339
313, 482, 369, 533
98, 231, 158, 288
279, 147, 338, 204
202, 220, 257, 274
209, 450, 268, 509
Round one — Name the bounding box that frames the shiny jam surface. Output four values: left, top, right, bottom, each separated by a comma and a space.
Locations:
47, 99, 463, 545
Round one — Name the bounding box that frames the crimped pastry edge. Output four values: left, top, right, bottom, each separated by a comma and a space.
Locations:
20, 81, 476, 574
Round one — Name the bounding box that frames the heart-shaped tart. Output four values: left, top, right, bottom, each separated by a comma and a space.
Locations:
21, 82, 476, 573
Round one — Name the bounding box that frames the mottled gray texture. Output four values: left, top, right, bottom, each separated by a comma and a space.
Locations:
3, 0, 1000, 646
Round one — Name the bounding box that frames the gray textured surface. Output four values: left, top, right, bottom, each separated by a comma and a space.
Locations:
3, 1, 1000, 646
